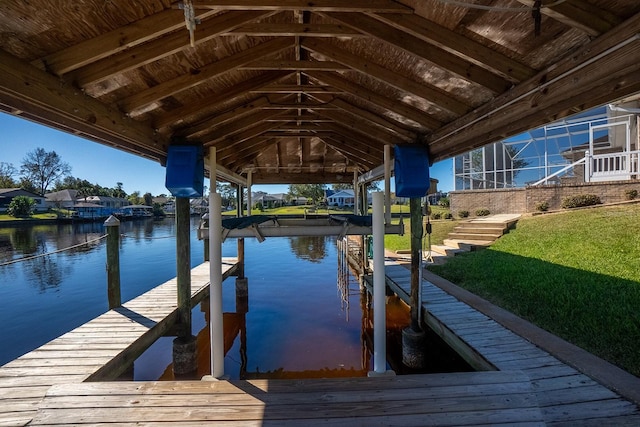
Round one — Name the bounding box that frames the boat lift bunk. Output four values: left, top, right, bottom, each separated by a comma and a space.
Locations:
198, 214, 404, 242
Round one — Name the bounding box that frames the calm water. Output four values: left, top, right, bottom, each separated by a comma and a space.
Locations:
0, 218, 470, 378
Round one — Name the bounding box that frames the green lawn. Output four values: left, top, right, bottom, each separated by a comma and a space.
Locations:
0, 212, 58, 221
384, 218, 458, 252
429, 204, 640, 377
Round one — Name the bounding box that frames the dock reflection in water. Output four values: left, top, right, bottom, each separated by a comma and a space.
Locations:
134, 236, 471, 381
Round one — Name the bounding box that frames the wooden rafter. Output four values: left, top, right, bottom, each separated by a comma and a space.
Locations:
189, 0, 413, 13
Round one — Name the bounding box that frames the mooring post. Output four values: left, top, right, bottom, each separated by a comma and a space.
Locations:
236, 237, 248, 314
202, 213, 210, 262
104, 215, 121, 309
173, 196, 197, 376
402, 197, 427, 369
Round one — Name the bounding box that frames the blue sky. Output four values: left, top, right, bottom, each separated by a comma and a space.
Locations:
0, 112, 453, 195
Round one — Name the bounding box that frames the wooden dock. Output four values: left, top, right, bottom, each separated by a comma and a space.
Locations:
29, 371, 545, 426
381, 261, 640, 426
0, 259, 238, 427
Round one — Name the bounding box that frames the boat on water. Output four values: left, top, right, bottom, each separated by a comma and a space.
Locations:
116, 205, 154, 220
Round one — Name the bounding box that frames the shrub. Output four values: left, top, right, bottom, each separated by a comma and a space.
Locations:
561, 194, 601, 209
625, 189, 638, 200
431, 212, 442, 220
7, 196, 35, 217
444, 212, 453, 219
438, 197, 450, 208
458, 210, 469, 218
535, 201, 549, 212
475, 208, 490, 216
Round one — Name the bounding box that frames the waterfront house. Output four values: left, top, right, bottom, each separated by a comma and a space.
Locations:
0, 188, 47, 213
45, 189, 79, 210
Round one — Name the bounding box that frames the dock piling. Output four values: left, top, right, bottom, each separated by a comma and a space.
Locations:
104, 215, 121, 309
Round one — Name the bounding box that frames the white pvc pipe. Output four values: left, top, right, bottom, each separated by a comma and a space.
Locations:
372, 191, 386, 374
384, 145, 392, 225
247, 171, 252, 216
209, 149, 224, 378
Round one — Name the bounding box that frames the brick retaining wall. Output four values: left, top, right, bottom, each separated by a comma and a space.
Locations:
450, 181, 640, 215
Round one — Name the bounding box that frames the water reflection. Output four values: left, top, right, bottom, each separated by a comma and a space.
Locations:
287, 235, 328, 263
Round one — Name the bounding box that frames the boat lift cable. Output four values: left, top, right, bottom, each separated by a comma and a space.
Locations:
0, 234, 108, 267
423, 201, 434, 264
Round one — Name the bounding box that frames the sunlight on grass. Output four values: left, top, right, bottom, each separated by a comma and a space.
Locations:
429, 204, 640, 376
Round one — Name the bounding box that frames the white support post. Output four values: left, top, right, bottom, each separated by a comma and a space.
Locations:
208, 148, 224, 379
247, 171, 253, 216
369, 191, 390, 376
353, 170, 359, 215
585, 151, 591, 182
384, 145, 392, 225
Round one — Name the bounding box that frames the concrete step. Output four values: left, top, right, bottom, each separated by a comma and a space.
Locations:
443, 239, 494, 251
447, 232, 503, 241
455, 222, 508, 231
430, 245, 466, 257
453, 225, 506, 234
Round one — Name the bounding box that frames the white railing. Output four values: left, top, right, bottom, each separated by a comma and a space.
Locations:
530, 157, 585, 186
586, 150, 640, 182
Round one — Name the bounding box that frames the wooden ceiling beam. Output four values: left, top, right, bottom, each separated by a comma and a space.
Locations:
247, 171, 358, 185
33, 9, 219, 75
189, 0, 413, 13
321, 135, 381, 165
368, 13, 536, 83
428, 16, 640, 161
226, 23, 365, 37
218, 137, 273, 163
122, 38, 294, 113
265, 114, 332, 122
70, 10, 272, 87
154, 71, 293, 130
305, 70, 442, 129
200, 109, 292, 145
252, 84, 341, 94
318, 139, 377, 170
240, 60, 349, 71
324, 12, 512, 94
327, 97, 416, 139
0, 49, 168, 163
302, 38, 470, 116
314, 108, 409, 145
516, 0, 621, 36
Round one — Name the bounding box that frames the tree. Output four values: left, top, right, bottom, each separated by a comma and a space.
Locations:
143, 192, 153, 206
128, 191, 143, 205
113, 182, 127, 199
20, 148, 71, 195
0, 162, 18, 188
288, 184, 326, 204
7, 195, 35, 217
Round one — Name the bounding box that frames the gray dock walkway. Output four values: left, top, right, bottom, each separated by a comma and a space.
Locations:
382, 261, 640, 426
0, 259, 238, 427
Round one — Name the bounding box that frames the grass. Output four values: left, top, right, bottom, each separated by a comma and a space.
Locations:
0, 212, 58, 221
384, 218, 458, 252
428, 204, 640, 377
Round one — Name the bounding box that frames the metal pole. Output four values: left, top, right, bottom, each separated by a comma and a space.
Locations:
176, 197, 191, 338
372, 192, 386, 374
104, 215, 121, 309
208, 148, 225, 378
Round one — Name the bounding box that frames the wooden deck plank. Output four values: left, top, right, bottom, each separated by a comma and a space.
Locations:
376, 260, 640, 425
30, 372, 545, 426
0, 259, 238, 427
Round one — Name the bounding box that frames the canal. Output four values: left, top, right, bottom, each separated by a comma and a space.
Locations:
0, 217, 471, 379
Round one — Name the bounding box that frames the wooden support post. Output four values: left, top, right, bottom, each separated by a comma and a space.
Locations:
237, 238, 245, 280
409, 197, 423, 332
175, 197, 191, 338
203, 213, 210, 262
104, 215, 121, 309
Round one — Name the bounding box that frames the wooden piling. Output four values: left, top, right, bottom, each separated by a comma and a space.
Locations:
175, 197, 191, 338
104, 215, 121, 309
409, 197, 423, 332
